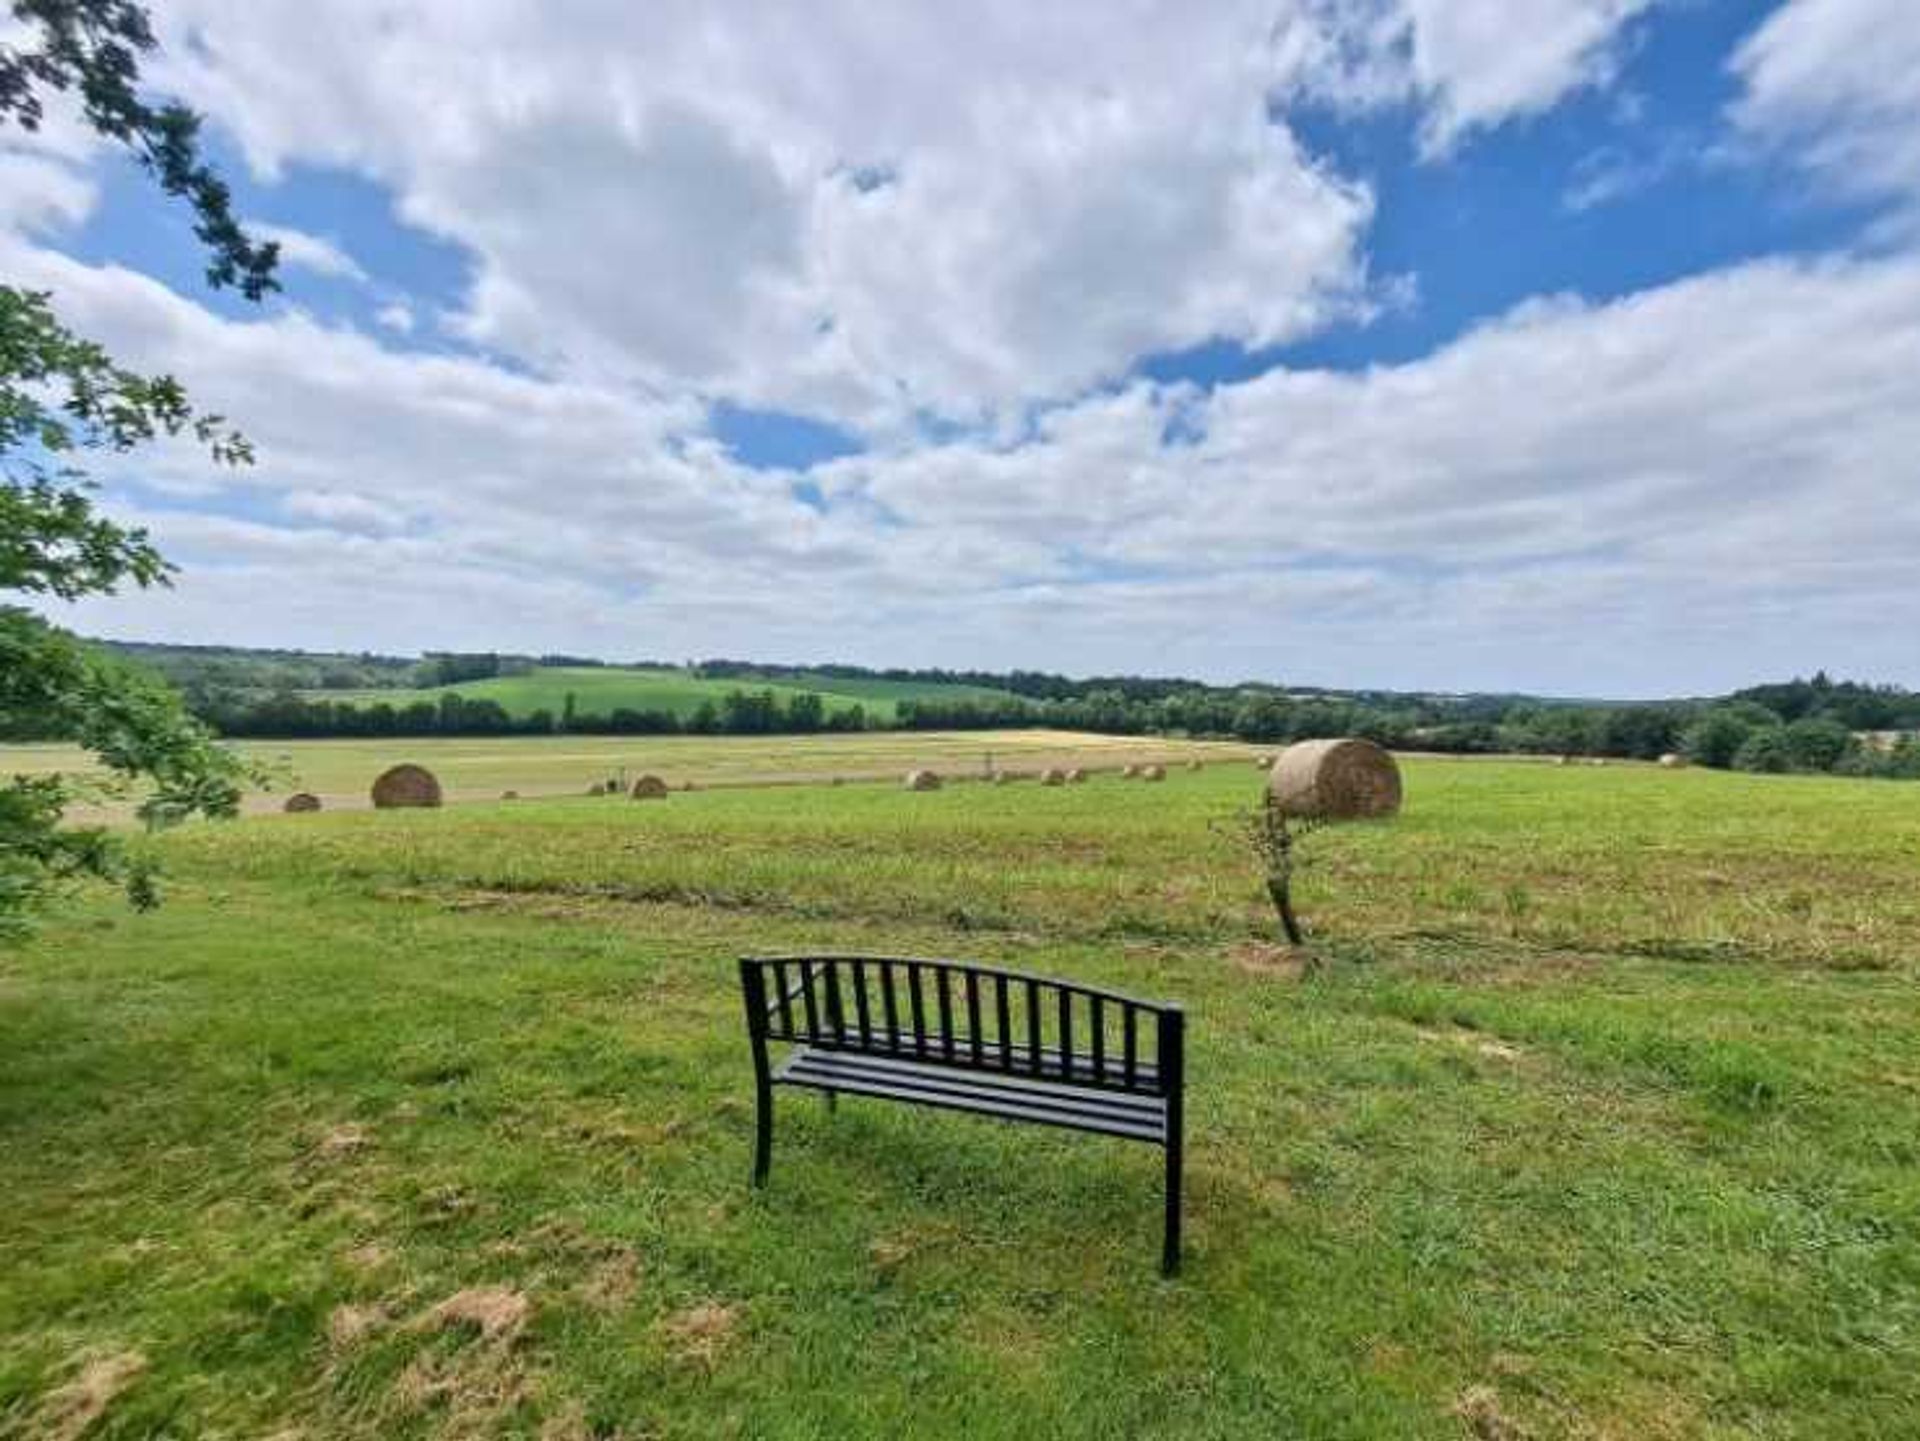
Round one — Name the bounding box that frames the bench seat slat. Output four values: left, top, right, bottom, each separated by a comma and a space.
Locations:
778, 1048, 1166, 1142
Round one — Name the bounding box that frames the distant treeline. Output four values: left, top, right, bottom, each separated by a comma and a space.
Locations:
69, 643, 1920, 780
194, 689, 869, 739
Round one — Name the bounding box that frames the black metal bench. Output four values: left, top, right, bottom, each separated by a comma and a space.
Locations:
739, 954, 1186, 1274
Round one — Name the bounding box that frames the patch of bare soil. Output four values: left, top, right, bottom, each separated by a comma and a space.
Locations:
656, 1301, 739, 1369
315, 1122, 371, 1158
327, 1303, 386, 1348
1453, 1384, 1529, 1440
1228, 940, 1316, 980
1414, 1024, 1527, 1063
418, 1287, 532, 1344
34, 1350, 147, 1441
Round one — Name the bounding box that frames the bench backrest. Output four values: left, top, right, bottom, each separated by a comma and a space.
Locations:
740, 954, 1181, 1098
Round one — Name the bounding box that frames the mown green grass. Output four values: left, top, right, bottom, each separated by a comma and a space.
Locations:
3, 756, 1917, 1438
313, 664, 1021, 723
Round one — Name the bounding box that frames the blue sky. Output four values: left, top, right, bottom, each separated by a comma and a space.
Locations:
6, 0, 1918, 694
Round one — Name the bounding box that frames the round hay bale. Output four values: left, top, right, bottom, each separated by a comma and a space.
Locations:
283, 792, 322, 814
501, 790, 520, 800
1186, 758, 1204, 771
1140, 764, 1166, 782
1267, 738, 1401, 821
1255, 754, 1276, 770
903, 769, 942, 792
991, 770, 1012, 785
630, 774, 669, 800
1121, 763, 1140, 779
371, 763, 443, 810
1040, 767, 1066, 787
1658, 753, 1686, 769
1553, 755, 1571, 766
1588, 757, 1608, 768
1065, 768, 1087, 784
586, 782, 605, 796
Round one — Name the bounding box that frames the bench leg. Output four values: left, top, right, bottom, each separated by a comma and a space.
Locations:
752, 1081, 773, 1186
1162, 1139, 1182, 1276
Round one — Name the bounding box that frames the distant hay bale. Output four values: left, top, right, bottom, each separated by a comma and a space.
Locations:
1553, 755, 1571, 766
1255, 755, 1276, 770
501, 790, 520, 800
586, 782, 605, 796
1065, 768, 1087, 784
1588, 758, 1608, 768
1121, 763, 1140, 779
1040, 767, 1066, 786
1140, 764, 1166, 782
991, 770, 1012, 785
370, 763, 443, 810
1268, 738, 1401, 821
1186, 758, 1204, 771
283, 792, 321, 814
1658, 753, 1686, 769
903, 769, 942, 792
630, 774, 669, 799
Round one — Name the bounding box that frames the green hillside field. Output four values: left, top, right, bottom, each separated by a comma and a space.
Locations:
309, 666, 1021, 723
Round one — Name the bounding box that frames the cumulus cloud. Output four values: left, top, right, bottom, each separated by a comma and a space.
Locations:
246, 221, 369, 282
1274, 0, 1657, 154
25, 216, 1920, 693
1730, 0, 1920, 228
13, 2, 1920, 693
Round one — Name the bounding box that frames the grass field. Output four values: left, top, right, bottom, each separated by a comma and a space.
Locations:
2, 729, 1261, 816
3, 751, 1918, 1437
311, 665, 1022, 724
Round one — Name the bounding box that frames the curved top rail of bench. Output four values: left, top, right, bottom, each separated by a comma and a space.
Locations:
740, 952, 1180, 1015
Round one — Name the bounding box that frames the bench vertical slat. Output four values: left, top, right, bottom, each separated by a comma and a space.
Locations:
852, 959, 872, 1045
880, 960, 900, 1050
965, 971, 983, 1063
1058, 987, 1073, 1081
1026, 978, 1042, 1076
824, 960, 847, 1043
774, 960, 795, 1039
1091, 995, 1106, 1084
908, 963, 927, 1057
937, 968, 956, 1061
799, 959, 821, 1040
995, 974, 1012, 1071
1124, 1003, 1138, 1088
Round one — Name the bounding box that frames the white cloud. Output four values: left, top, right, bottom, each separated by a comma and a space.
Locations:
374, 301, 415, 334
21, 224, 1920, 694
1730, 0, 1920, 227
246, 221, 369, 282
1274, 0, 1657, 154
132, 3, 1443, 428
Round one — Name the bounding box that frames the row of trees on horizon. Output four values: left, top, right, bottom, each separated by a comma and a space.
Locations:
140, 667, 1920, 781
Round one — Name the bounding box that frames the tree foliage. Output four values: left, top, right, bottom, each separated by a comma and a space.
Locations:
1, 0, 279, 299
2, 1, 276, 934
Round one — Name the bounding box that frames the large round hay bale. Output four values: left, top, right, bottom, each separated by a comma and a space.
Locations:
903, 769, 942, 792
1140, 764, 1166, 782
1040, 767, 1066, 787
283, 792, 321, 814
371, 763, 443, 809
1267, 739, 1401, 821
630, 774, 669, 800
1065, 768, 1087, 784
1120, 763, 1140, 779
1658, 753, 1686, 769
